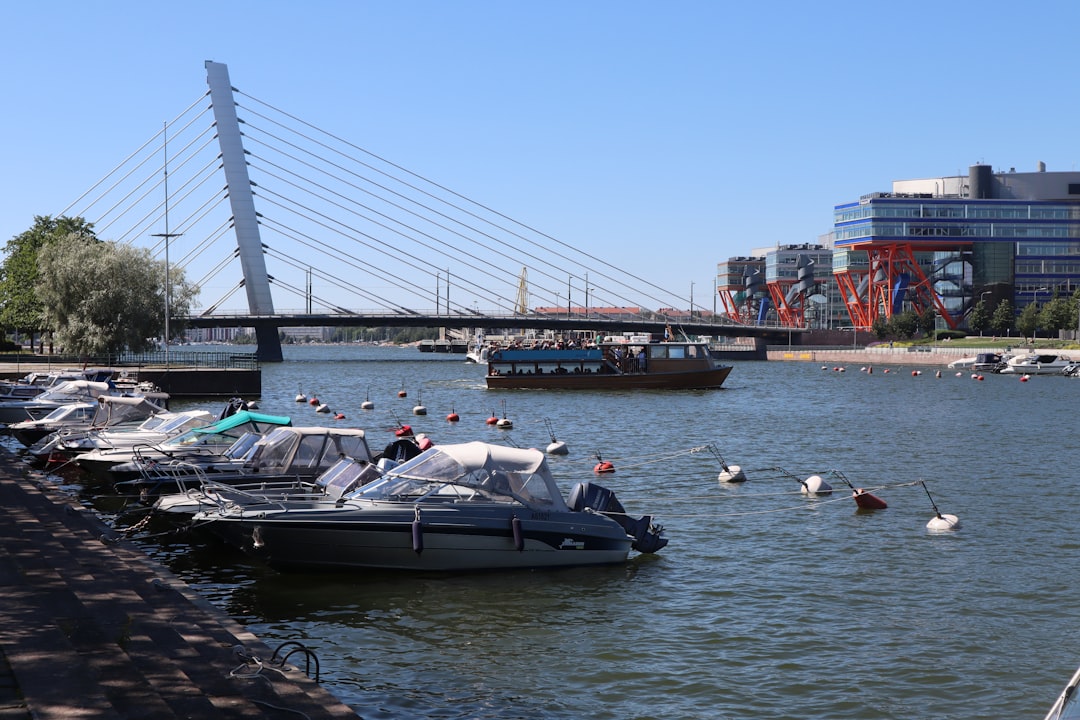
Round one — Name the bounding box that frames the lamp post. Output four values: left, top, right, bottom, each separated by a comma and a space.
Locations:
151, 122, 181, 369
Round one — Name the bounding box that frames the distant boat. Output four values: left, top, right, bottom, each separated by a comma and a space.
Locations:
486, 336, 733, 390
997, 353, 1074, 375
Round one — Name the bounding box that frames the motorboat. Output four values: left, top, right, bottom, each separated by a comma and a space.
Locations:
1043, 661, 1080, 719
190, 440, 668, 572
0, 379, 167, 425
486, 335, 733, 390
947, 352, 1006, 371
153, 455, 383, 522
28, 404, 217, 468
465, 333, 491, 364
74, 409, 292, 483
0, 369, 101, 401
7, 402, 99, 447
122, 425, 375, 496
996, 353, 1075, 375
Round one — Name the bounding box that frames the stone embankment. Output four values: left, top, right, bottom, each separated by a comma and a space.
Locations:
766, 345, 1063, 366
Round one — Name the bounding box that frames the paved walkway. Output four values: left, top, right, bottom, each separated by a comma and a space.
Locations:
0, 450, 361, 719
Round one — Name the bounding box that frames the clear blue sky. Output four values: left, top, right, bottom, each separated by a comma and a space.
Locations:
3, 1, 1078, 312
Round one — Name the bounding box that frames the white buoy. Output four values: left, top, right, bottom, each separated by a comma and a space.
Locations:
315, 402, 330, 413
361, 388, 374, 410
926, 513, 961, 532
921, 481, 960, 532
801, 474, 833, 496
718, 464, 746, 483
413, 404, 427, 415
295, 385, 307, 403
546, 440, 568, 455
496, 417, 513, 429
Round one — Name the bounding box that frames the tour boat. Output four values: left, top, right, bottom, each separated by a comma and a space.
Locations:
485, 335, 732, 390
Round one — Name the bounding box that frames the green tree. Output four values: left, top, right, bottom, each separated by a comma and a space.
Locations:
990, 299, 1015, 336
1038, 297, 1073, 335
0, 215, 96, 344
36, 234, 196, 356
1016, 302, 1039, 340
889, 310, 918, 339
969, 300, 990, 336
916, 307, 936, 336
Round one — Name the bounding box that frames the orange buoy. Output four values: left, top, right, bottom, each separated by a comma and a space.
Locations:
309, 396, 319, 406
593, 453, 615, 474
446, 408, 460, 422
334, 412, 346, 420
485, 411, 498, 425
1020, 375, 1029, 382
395, 424, 414, 437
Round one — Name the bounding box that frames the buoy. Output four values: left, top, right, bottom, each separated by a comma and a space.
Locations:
496, 417, 513, 429
411, 507, 424, 554
309, 395, 319, 407
935, 370, 941, 378
853, 488, 888, 510
867, 366, 872, 374
413, 390, 427, 416
801, 474, 833, 496
1020, 375, 1029, 382
398, 382, 407, 398
395, 424, 414, 437
485, 411, 498, 425
315, 402, 330, 413
977, 374, 984, 381
922, 481, 960, 532
511, 515, 524, 551
821, 365, 828, 371
883, 368, 890, 374
295, 385, 306, 403
334, 412, 346, 420
361, 388, 374, 410
544, 419, 568, 455
955, 372, 963, 377
446, 407, 460, 422
718, 464, 746, 483
911, 370, 920, 376
593, 453, 615, 474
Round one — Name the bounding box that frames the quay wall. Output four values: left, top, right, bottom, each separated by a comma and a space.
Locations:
766, 345, 1025, 366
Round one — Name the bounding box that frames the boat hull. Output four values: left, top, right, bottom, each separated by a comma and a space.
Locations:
201, 507, 634, 572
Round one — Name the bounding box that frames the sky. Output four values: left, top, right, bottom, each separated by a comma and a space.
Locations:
3, 0, 1080, 314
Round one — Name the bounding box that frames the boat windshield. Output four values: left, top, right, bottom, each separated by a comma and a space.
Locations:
348, 444, 565, 508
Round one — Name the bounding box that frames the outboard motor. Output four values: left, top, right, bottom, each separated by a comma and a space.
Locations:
567, 482, 668, 554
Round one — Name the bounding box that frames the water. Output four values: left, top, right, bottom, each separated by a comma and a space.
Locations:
29, 345, 1080, 718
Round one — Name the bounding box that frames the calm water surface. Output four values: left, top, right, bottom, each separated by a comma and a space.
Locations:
39, 345, 1080, 718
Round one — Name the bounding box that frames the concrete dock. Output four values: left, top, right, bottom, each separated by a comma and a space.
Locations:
0, 450, 360, 719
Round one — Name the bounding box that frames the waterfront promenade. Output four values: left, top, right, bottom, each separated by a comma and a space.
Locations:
0, 448, 360, 719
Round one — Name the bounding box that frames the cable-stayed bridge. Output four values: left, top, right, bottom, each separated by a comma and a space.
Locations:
58, 61, 793, 361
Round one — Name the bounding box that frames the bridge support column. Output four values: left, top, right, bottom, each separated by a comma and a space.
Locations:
205, 60, 283, 363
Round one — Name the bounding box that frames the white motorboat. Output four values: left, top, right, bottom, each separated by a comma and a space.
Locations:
191, 440, 668, 572
124, 425, 374, 496
947, 352, 1006, 371
29, 404, 216, 467
8, 402, 99, 447
153, 455, 383, 521
74, 409, 292, 483
0, 379, 167, 425
996, 353, 1075, 375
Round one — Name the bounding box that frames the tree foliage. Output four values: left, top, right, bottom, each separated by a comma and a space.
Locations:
0, 215, 96, 333
36, 234, 196, 356
1016, 302, 1039, 340
968, 300, 990, 336
990, 299, 1015, 336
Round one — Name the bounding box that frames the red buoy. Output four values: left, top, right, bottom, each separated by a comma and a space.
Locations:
485, 412, 498, 425
447, 409, 460, 422
395, 424, 414, 437
334, 412, 346, 420
853, 488, 888, 510
593, 460, 615, 474
309, 396, 319, 406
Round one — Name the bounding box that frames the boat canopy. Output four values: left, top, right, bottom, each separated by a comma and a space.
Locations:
246, 427, 371, 471
191, 410, 292, 434
351, 441, 570, 511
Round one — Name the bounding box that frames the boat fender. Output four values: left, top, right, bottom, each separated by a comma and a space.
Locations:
412, 507, 424, 554
417, 435, 433, 451
512, 515, 524, 552
395, 424, 414, 437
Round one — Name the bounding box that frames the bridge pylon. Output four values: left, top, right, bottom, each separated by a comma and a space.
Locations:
205, 60, 283, 362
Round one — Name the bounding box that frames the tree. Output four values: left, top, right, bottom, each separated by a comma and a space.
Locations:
969, 300, 990, 336
1016, 302, 1039, 340
0, 215, 96, 342
889, 310, 918, 339
36, 234, 196, 357
990, 299, 1015, 336
1038, 297, 1073, 335
916, 307, 936, 337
